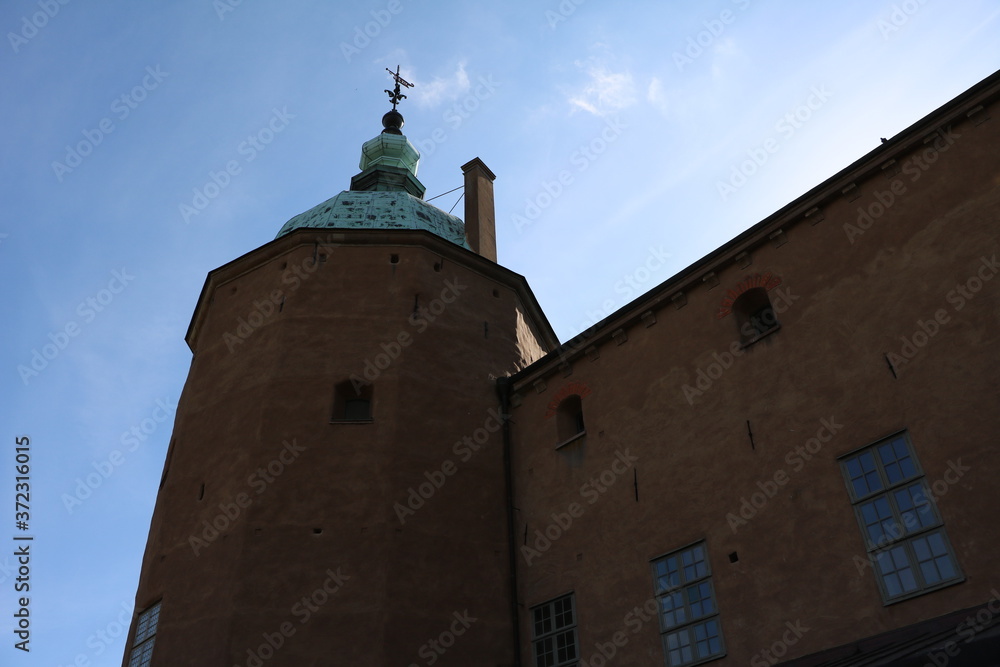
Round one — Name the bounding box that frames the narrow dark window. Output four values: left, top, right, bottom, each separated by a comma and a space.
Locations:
733, 287, 779, 345
556, 395, 585, 446
331, 380, 373, 422
128, 601, 161, 667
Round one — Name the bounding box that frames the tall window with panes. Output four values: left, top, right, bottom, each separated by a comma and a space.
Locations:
840, 432, 963, 602
531, 594, 579, 667
128, 601, 161, 667
651, 542, 724, 666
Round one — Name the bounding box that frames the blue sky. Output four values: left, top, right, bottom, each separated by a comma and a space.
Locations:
1, 0, 998, 664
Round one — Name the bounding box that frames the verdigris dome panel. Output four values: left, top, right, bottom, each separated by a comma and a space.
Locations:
276, 190, 469, 249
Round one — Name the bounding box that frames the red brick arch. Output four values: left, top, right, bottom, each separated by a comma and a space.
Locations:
543, 381, 592, 419
716, 272, 782, 319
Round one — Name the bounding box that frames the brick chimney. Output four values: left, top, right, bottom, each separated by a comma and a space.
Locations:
461, 157, 497, 262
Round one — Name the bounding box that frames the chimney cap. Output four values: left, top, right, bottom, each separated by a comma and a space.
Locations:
461, 157, 496, 181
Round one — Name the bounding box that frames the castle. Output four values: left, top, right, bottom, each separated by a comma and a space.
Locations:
123, 68, 1000, 666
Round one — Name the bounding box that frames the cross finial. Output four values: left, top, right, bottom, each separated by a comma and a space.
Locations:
384, 65, 413, 111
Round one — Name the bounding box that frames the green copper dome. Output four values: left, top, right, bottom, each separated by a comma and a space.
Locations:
276, 103, 468, 248
275, 190, 469, 248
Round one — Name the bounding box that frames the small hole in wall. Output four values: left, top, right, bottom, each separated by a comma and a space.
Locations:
390, 254, 399, 264
492, 288, 500, 298
313, 528, 323, 535
280, 261, 287, 270
319, 254, 327, 263
433, 262, 442, 272
198, 483, 204, 501
729, 551, 739, 563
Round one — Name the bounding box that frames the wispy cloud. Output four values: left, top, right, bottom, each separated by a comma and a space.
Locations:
647, 77, 669, 116
568, 61, 636, 116
414, 61, 470, 107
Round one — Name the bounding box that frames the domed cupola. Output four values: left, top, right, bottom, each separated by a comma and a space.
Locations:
276, 67, 469, 249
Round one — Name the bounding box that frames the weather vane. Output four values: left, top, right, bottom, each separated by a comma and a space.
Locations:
384, 65, 413, 111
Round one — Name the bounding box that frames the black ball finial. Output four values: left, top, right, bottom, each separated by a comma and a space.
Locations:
382, 109, 404, 135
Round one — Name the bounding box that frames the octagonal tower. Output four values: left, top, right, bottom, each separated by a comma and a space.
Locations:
123, 95, 557, 666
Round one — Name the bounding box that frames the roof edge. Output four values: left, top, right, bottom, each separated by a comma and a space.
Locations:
510, 66, 1000, 389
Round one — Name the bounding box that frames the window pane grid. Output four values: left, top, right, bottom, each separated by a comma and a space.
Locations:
847, 451, 883, 498
877, 436, 917, 484
128, 638, 155, 667
659, 591, 686, 629
687, 581, 715, 619
860, 496, 896, 548
652, 543, 725, 666
842, 434, 962, 603
531, 595, 579, 667
894, 483, 936, 533
129, 602, 160, 667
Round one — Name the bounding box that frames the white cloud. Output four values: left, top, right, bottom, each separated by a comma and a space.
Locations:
414, 61, 471, 107
647, 77, 669, 116
568, 62, 636, 116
